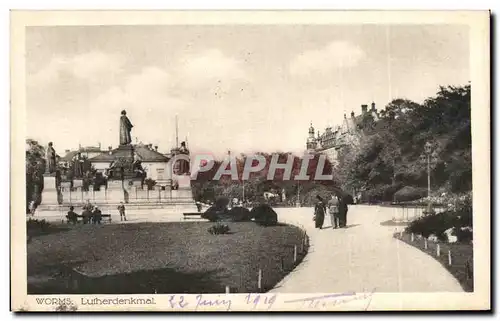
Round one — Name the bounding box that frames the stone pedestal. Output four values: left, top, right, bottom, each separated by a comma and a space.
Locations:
73, 179, 83, 189
106, 180, 125, 203
41, 174, 58, 205
173, 174, 191, 189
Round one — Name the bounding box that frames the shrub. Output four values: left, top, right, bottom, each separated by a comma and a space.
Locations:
228, 207, 253, 221
364, 183, 402, 203
201, 196, 233, 222
406, 203, 473, 243
251, 204, 278, 226
27, 218, 51, 231
214, 196, 230, 210
208, 223, 231, 235
201, 206, 229, 222
394, 186, 428, 202
453, 227, 473, 243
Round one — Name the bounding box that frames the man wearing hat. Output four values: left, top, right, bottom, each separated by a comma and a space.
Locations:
92, 206, 103, 224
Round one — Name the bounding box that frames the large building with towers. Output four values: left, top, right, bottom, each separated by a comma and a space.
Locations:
306, 102, 380, 164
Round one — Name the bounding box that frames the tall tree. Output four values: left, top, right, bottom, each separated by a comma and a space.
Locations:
26, 139, 46, 212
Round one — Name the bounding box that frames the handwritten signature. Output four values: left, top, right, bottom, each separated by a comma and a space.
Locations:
284, 288, 377, 310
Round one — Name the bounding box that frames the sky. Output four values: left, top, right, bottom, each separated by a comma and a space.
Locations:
26, 24, 469, 158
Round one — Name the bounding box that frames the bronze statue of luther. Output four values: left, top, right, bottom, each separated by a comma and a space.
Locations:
119, 110, 133, 146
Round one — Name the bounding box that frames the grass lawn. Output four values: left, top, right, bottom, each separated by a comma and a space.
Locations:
28, 221, 308, 294
394, 232, 473, 292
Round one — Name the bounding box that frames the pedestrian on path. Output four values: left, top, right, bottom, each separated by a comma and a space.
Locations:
327, 194, 340, 228
118, 202, 127, 221
314, 195, 326, 229
339, 198, 349, 228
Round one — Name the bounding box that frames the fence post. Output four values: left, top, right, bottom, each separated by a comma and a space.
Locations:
258, 269, 262, 291
294, 245, 298, 263
281, 257, 285, 271
448, 250, 452, 266
424, 238, 428, 249
436, 244, 441, 257
225, 286, 230, 294
411, 233, 414, 242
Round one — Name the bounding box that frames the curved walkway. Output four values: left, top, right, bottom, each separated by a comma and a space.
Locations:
270, 205, 463, 293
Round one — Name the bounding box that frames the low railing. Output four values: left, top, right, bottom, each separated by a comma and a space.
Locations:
384, 203, 447, 223
58, 186, 194, 205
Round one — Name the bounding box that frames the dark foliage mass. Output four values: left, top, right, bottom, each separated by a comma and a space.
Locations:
405, 196, 472, 242
336, 84, 471, 202
228, 207, 253, 221
26, 140, 46, 212
251, 204, 278, 226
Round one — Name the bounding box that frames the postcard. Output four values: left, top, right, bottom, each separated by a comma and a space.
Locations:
11, 10, 490, 311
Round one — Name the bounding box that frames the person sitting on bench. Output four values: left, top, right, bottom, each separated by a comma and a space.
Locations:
82, 208, 92, 224
92, 206, 102, 224
66, 206, 79, 224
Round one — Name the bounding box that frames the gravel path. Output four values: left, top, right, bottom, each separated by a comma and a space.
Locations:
270, 205, 463, 293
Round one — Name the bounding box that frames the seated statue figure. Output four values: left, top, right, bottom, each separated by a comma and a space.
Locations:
176, 141, 190, 175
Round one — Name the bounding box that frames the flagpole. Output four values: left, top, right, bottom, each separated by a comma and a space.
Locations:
242, 177, 245, 204
175, 115, 179, 148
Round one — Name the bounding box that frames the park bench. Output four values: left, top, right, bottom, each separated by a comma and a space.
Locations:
183, 212, 204, 220
65, 214, 112, 224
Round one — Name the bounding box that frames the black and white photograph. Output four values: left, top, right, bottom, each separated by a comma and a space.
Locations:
10, 10, 490, 311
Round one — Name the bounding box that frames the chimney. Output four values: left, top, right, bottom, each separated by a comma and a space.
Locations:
351, 111, 355, 118
361, 104, 368, 114
154, 145, 158, 152
108, 146, 112, 155
149, 143, 153, 150
344, 113, 347, 119
371, 102, 376, 111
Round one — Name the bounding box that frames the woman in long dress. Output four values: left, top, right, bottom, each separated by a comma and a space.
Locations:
314, 195, 326, 229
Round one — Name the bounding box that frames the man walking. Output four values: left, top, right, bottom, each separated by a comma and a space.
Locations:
339, 198, 349, 228
328, 194, 340, 229
117, 202, 127, 221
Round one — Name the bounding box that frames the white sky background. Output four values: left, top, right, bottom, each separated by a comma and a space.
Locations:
26, 24, 469, 158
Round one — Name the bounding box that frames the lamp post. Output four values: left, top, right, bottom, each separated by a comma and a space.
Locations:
295, 181, 301, 207
423, 141, 437, 215
424, 142, 432, 199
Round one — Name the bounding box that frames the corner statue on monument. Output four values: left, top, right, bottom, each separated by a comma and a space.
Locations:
45, 142, 57, 174
119, 110, 133, 146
